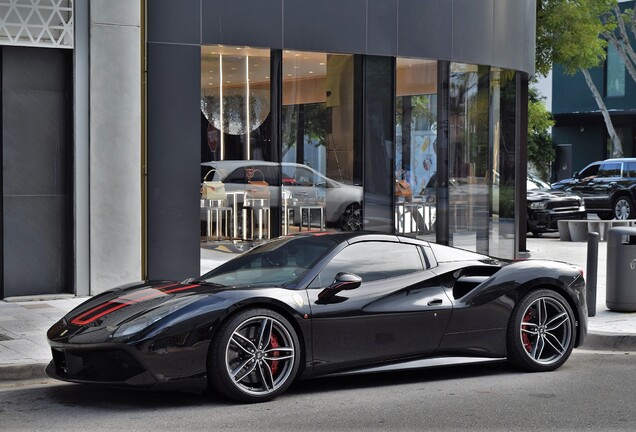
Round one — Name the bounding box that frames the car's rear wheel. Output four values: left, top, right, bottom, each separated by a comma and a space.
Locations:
340, 203, 362, 231
613, 196, 634, 220
506, 289, 575, 372
208, 309, 300, 403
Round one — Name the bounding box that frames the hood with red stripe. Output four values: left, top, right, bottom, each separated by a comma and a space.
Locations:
48, 280, 231, 343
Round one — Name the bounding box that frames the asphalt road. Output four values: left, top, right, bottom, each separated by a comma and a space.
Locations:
1, 350, 635, 432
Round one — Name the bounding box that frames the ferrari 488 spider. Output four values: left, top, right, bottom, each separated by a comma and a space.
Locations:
47, 232, 587, 402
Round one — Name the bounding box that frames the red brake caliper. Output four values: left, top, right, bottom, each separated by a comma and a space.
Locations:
269, 334, 280, 375
522, 310, 534, 352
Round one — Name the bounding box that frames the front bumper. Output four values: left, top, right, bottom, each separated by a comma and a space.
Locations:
46, 341, 210, 391
527, 209, 586, 233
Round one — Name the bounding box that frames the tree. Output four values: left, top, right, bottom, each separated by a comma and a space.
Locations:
528, 87, 555, 181
536, 0, 623, 157
604, 4, 636, 86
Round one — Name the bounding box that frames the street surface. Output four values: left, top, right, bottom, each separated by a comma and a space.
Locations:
1, 350, 634, 431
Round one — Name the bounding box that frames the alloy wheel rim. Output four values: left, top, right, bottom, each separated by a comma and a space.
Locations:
519, 297, 572, 366
615, 199, 630, 220
342, 207, 362, 231
225, 316, 295, 396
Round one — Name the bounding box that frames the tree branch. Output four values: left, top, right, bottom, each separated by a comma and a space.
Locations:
580, 69, 623, 157
612, 5, 636, 72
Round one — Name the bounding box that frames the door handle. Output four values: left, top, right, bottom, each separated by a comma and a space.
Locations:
427, 299, 443, 306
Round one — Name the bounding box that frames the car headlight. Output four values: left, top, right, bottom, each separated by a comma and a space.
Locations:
530, 202, 547, 210
113, 296, 201, 338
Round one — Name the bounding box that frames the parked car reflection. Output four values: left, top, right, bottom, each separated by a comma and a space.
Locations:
201, 161, 362, 231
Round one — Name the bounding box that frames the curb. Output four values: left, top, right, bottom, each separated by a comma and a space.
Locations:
582, 331, 636, 352
0, 362, 48, 382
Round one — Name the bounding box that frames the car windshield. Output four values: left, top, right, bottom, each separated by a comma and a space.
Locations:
198, 236, 338, 288
527, 176, 550, 191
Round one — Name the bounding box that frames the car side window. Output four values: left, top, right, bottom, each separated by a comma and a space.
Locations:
314, 241, 424, 287
579, 164, 599, 179
597, 163, 622, 178
625, 162, 636, 178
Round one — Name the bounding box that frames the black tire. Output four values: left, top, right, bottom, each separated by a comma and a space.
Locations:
531, 231, 543, 238
506, 289, 575, 372
339, 203, 362, 231
208, 308, 300, 403
613, 196, 634, 220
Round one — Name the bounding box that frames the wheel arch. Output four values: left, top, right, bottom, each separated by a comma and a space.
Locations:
510, 281, 584, 348
205, 299, 309, 377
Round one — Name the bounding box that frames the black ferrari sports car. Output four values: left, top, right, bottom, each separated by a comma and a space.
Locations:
47, 232, 587, 403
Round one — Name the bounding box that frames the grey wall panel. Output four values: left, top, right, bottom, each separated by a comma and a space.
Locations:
147, 0, 200, 44
3, 196, 69, 295
523, 0, 537, 77
398, 0, 452, 60
493, 0, 524, 70
2, 47, 67, 90
452, 0, 494, 66
147, 42, 201, 280
90, 18, 142, 294
2, 47, 72, 298
4, 197, 68, 296
91, 0, 140, 26
202, 0, 282, 48
368, 0, 397, 56
3, 91, 68, 196
283, 0, 366, 54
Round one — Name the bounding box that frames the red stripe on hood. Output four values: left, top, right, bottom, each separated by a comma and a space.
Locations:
70, 283, 200, 326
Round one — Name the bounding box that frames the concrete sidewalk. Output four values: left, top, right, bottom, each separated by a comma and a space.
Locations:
1, 233, 635, 381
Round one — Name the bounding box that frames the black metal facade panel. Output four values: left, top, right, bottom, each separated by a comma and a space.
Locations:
397, 0, 452, 61
149, 0, 535, 73
452, 0, 494, 66
147, 43, 201, 280
147, 0, 201, 44
202, 0, 283, 49
2, 47, 72, 297
283, 0, 367, 54
367, 0, 398, 56
493, 0, 524, 70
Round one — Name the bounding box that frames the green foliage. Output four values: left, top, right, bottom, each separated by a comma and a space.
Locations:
527, 87, 555, 181
536, 0, 617, 76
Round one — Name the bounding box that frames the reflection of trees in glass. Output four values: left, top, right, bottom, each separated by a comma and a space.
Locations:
450, 66, 490, 179
282, 104, 328, 161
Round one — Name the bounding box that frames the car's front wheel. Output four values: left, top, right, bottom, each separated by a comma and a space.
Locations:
506, 289, 575, 372
208, 308, 300, 403
613, 196, 634, 220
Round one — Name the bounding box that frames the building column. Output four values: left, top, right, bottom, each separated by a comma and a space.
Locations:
89, 0, 142, 293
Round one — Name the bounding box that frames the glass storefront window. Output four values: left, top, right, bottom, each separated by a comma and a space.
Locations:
200, 45, 275, 273
395, 58, 438, 241
448, 63, 517, 257
281, 51, 362, 233
448, 63, 491, 254
489, 68, 517, 258
607, 42, 625, 97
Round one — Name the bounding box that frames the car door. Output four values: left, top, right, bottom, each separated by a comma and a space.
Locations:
570, 162, 617, 211
588, 162, 623, 210
306, 240, 452, 374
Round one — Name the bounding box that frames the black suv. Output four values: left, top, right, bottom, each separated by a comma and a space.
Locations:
567, 158, 636, 220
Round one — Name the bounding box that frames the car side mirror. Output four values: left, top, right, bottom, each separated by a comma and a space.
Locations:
317, 272, 362, 303
573, 171, 579, 179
